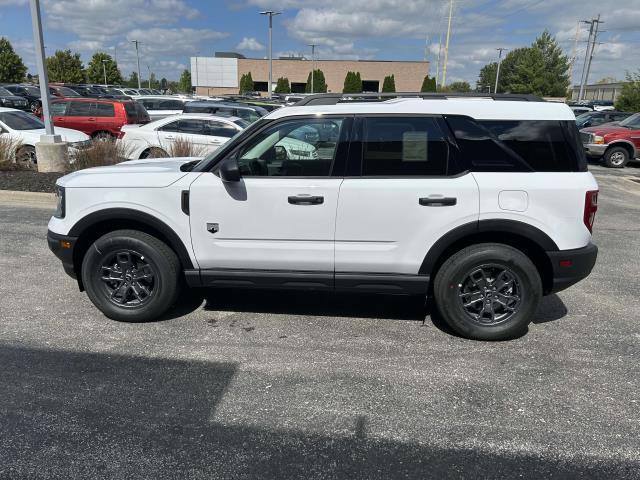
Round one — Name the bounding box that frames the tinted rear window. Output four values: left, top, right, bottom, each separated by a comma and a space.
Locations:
95, 103, 115, 117
446, 116, 586, 172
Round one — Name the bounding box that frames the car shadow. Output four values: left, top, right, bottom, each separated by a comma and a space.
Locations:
1, 343, 635, 479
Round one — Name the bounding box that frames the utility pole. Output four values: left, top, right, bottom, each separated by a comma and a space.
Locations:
102, 59, 108, 86
147, 65, 151, 89
583, 14, 603, 99
568, 20, 580, 91
435, 30, 443, 89
260, 10, 281, 99
131, 40, 142, 89
441, 0, 454, 88
308, 43, 316, 93
494, 47, 507, 94
113, 45, 118, 66
29, 0, 57, 139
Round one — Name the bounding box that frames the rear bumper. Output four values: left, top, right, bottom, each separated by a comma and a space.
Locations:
47, 230, 78, 278
546, 243, 598, 293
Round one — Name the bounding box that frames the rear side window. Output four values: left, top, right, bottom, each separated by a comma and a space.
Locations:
204, 121, 237, 138
446, 116, 586, 172
360, 117, 449, 176
94, 103, 115, 117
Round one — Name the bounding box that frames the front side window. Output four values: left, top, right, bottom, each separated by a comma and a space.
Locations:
50, 102, 68, 116
67, 101, 93, 116
204, 121, 238, 138
236, 117, 345, 177
177, 119, 205, 134
158, 120, 181, 133
620, 113, 640, 129
361, 117, 449, 176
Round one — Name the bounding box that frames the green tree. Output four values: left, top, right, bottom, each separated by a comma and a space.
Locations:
304, 69, 327, 93
343, 71, 362, 93
477, 62, 498, 92
0, 38, 27, 83
126, 71, 140, 88
615, 70, 640, 112
381, 74, 396, 92
239, 72, 254, 93
85, 52, 122, 85
178, 69, 191, 93
445, 81, 472, 93
420, 75, 437, 92
46, 49, 85, 83
274, 77, 291, 94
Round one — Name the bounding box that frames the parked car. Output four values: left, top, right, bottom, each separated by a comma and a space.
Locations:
570, 105, 592, 116
581, 112, 640, 167
0, 107, 90, 167
47, 94, 598, 341
111, 87, 139, 96
575, 110, 633, 129
45, 98, 150, 140
121, 114, 248, 159
589, 100, 615, 112
133, 96, 196, 121
49, 85, 82, 98
183, 101, 267, 122
3, 84, 42, 112
61, 84, 105, 97
0, 86, 30, 111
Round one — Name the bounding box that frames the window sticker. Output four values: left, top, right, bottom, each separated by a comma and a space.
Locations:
403, 131, 428, 161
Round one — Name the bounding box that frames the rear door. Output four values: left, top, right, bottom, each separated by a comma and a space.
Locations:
334, 116, 479, 290
93, 102, 117, 135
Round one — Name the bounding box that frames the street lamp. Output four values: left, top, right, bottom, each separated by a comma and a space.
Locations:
260, 10, 281, 99
101, 59, 108, 86
131, 40, 142, 89
494, 47, 507, 94
308, 43, 316, 94
147, 65, 151, 89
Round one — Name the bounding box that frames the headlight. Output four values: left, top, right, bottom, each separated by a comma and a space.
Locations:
54, 185, 65, 218
593, 135, 605, 144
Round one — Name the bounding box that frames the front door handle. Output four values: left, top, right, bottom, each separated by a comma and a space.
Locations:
165, 135, 175, 139
288, 195, 324, 205
419, 196, 457, 206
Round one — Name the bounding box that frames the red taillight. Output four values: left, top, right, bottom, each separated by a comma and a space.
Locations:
584, 190, 598, 233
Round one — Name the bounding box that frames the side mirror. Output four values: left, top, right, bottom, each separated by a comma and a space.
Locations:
219, 157, 241, 182
274, 145, 287, 161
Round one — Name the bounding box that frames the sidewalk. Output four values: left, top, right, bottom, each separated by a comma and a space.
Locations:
0, 190, 56, 208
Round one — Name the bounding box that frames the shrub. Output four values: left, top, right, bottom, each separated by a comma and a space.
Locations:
0, 136, 26, 170
69, 139, 133, 171
167, 137, 206, 158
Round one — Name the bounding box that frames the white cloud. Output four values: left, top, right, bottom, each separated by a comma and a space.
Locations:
236, 37, 265, 51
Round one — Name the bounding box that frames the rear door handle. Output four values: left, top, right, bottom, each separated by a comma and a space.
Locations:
288, 195, 324, 205
419, 196, 457, 206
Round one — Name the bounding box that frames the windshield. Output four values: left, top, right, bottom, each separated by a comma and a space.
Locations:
24, 86, 41, 96
619, 113, 640, 128
0, 87, 13, 96
0, 111, 45, 130
575, 112, 593, 121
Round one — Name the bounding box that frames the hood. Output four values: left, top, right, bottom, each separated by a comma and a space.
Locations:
0, 95, 28, 105
58, 157, 201, 188
19, 127, 90, 145
580, 125, 626, 135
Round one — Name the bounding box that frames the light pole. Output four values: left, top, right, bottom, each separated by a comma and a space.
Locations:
494, 47, 507, 94
194, 51, 200, 94
131, 39, 142, 89
441, 0, 454, 87
260, 10, 281, 99
102, 59, 108, 86
308, 43, 316, 93
147, 65, 151, 89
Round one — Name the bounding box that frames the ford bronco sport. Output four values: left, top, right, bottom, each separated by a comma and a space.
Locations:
48, 93, 598, 340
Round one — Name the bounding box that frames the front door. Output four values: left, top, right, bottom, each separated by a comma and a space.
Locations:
189, 116, 350, 284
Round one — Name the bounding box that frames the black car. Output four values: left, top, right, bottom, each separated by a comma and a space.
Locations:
182, 101, 268, 122
575, 110, 633, 129
3, 84, 42, 112
0, 86, 30, 111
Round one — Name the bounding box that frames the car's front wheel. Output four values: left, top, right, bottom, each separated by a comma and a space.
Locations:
81, 230, 181, 322
603, 146, 629, 168
433, 243, 542, 340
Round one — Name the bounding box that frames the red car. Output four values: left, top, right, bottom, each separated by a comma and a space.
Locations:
581, 112, 640, 167
43, 98, 150, 140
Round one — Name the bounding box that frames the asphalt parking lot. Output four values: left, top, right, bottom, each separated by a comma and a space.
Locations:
1, 163, 639, 479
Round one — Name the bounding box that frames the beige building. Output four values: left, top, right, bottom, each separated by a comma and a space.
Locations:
191, 54, 429, 96
569, 82, 626, 102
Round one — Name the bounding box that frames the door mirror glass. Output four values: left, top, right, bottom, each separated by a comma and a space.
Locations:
274, 145, 287, 161
219, 157, 241, 182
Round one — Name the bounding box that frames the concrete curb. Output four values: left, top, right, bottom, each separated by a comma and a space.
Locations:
0, 190, 56, 208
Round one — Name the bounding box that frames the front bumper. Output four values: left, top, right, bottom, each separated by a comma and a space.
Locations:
546, 243, 598, 293
47, 230, 78, 278
583, 143, 607, 157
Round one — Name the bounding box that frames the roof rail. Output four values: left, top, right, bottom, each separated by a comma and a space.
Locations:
294, 92, 544, 106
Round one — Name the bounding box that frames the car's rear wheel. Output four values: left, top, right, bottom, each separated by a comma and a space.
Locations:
140, 147, 167, 159
92, 131, 114, 142
81, 230, 181, 322
433, 243, 542, 340
603, 146, 629, 168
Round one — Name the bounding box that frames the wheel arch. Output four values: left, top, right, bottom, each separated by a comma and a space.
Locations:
69, 208, 194, 288
420, 220, 558, 295
606, 141, 636, 158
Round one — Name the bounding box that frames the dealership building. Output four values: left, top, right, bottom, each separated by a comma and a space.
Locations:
190, 52, 429, 96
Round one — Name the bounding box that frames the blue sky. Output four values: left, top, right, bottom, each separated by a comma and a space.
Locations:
1, 0, 638, 84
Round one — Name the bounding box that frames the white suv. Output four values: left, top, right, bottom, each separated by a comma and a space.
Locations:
47, 93, 599, 340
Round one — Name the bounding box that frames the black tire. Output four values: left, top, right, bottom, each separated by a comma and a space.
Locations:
140, 147, 167, 159
433, 243, 542, 340
81, 229, 181, 322
92, 131, 114, 142
16, 145, 37, 169
603, 146, 629, 168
